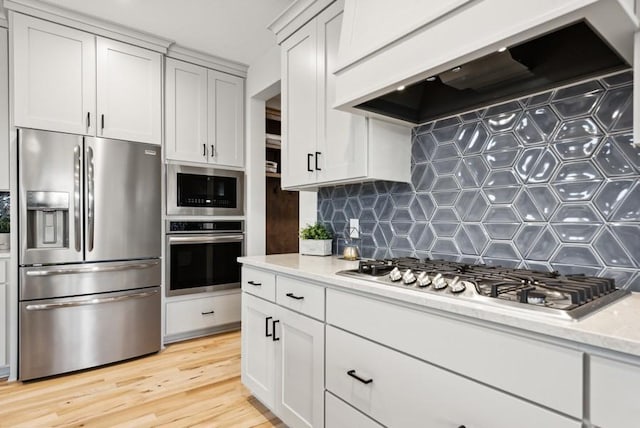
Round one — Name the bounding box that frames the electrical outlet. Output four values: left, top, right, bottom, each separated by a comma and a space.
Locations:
349, 218, 360, 239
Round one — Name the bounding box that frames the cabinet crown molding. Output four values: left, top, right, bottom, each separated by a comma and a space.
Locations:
4, 0, 172, 53
268, 0, 337, 44
166, 45, 248, 78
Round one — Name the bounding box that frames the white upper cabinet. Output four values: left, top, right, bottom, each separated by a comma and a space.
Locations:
0, 28, 9, 191
281, 20, 317, 187
317, 4, 367, 183
13, 13, 96, 136
165, 58, 208, 163
165, 58, 244, 168
280, 1, 410, 190
207, 70, 244, 168
12, 14, 161, 145
96, 38, 161, 144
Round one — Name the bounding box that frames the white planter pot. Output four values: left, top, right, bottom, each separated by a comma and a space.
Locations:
0, 233, 9, 251
299, 239, 332, 256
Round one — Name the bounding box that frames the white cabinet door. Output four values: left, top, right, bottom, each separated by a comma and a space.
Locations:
591, 356, 640, 428
281, 20, 318, 188
276, 306, 324, 428
96, 38, 161, 144
316, 2, 367, 183
165, 58, 208, 163
208, 70, 244, 167
242, 293, 277, 410
12, 14, 95, 136
0, 28, 8, 190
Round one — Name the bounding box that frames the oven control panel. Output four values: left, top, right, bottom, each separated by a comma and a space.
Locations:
167, 221, 243, 233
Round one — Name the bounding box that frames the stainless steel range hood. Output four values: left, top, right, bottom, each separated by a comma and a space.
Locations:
333, 0, 638, 125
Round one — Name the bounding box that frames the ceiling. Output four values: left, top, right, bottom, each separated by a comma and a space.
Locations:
42, 0, 294, 66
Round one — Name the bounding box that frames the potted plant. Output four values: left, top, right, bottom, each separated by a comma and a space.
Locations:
299, 223, 333, 256
0, 217, 9, 251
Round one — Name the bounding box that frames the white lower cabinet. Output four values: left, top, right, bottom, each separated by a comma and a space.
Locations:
590, 356, 640, 428
325, 392, 382, 428
165, 290, 241, 337
326, 326, 580, 428
242, 292, 324, 428
0, 260, 6, 368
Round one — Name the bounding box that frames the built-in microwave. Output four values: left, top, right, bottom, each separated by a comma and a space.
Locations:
167, 164, 244, 216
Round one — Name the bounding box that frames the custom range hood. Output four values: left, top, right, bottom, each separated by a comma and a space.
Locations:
333, 0, 638, 125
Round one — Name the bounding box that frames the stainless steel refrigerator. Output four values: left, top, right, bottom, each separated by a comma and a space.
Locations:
18, 128, 162, 380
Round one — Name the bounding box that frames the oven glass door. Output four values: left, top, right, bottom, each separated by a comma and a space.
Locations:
168, 234, 243, 296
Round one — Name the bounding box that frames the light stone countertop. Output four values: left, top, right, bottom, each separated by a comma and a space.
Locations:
239, 253, 640, 360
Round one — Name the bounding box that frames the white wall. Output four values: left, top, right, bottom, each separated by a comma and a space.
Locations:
245, 45, 280, 256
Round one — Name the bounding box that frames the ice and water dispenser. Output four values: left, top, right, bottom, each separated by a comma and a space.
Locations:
25, 191, 69, 249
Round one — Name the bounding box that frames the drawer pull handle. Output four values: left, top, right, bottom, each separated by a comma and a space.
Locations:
347, 369, 373, 384
285, 292, 304, 300
248, 280, 262, 286
201, 310, 215, 315
265, 316, 273, 337
272, 320, 280, 341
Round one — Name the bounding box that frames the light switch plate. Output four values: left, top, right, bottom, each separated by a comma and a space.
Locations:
349, 218, 360, 239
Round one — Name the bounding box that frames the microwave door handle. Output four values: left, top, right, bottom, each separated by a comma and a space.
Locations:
168, 235, 244, 245
86, 145, 95, 252
74, 145, 82, 252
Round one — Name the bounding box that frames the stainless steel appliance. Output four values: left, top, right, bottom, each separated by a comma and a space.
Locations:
18, 128, 161, 380
166, 220, 243, 296
338, 258, 630, 321
166, 164, 243, 216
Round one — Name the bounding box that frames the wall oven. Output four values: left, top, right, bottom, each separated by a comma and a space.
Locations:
166, 220, 244, 297
167, 164, 244, 216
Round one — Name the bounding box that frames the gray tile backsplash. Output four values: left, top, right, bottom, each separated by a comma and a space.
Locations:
317, 71, 640, 291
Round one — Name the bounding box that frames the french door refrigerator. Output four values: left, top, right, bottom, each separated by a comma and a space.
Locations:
18, 128, 161, 380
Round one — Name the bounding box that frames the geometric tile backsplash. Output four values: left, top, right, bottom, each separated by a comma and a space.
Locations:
317, 71, 640, 291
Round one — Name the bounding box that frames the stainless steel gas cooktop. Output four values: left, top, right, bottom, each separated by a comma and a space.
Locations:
337, 258, 630, 321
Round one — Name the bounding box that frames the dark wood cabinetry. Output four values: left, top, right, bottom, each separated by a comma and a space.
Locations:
265, 107, 298, 255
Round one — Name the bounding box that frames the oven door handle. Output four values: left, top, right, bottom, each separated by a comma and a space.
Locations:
168, 235, 244, 245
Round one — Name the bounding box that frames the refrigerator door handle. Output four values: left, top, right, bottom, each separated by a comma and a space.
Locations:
25, 259, 160, 277
74, 145, 82, 252
24, 289, 159, 311
87, 145, 95, 252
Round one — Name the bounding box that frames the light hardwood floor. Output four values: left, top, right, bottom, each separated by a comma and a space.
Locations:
0, 331, 284, 427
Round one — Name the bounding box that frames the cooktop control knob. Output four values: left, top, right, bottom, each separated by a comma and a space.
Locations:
432, 273, 447, 290
450, 278, 467, 294
402, 269, 417, 285
389, 267, 402, 282
416, 272, 431, 288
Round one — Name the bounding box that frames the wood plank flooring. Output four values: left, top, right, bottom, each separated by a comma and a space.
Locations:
0, 331, 284, 427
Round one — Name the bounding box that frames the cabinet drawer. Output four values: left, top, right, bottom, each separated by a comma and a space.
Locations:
326, 392, 382, 428
166, 291, 241, 335
276, 276, 325, 321
327, 289, 582, 417
591, 356, 640, 428
326, 326, 579, 428
0, 260, 5, 283
242, 266, 276, 301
